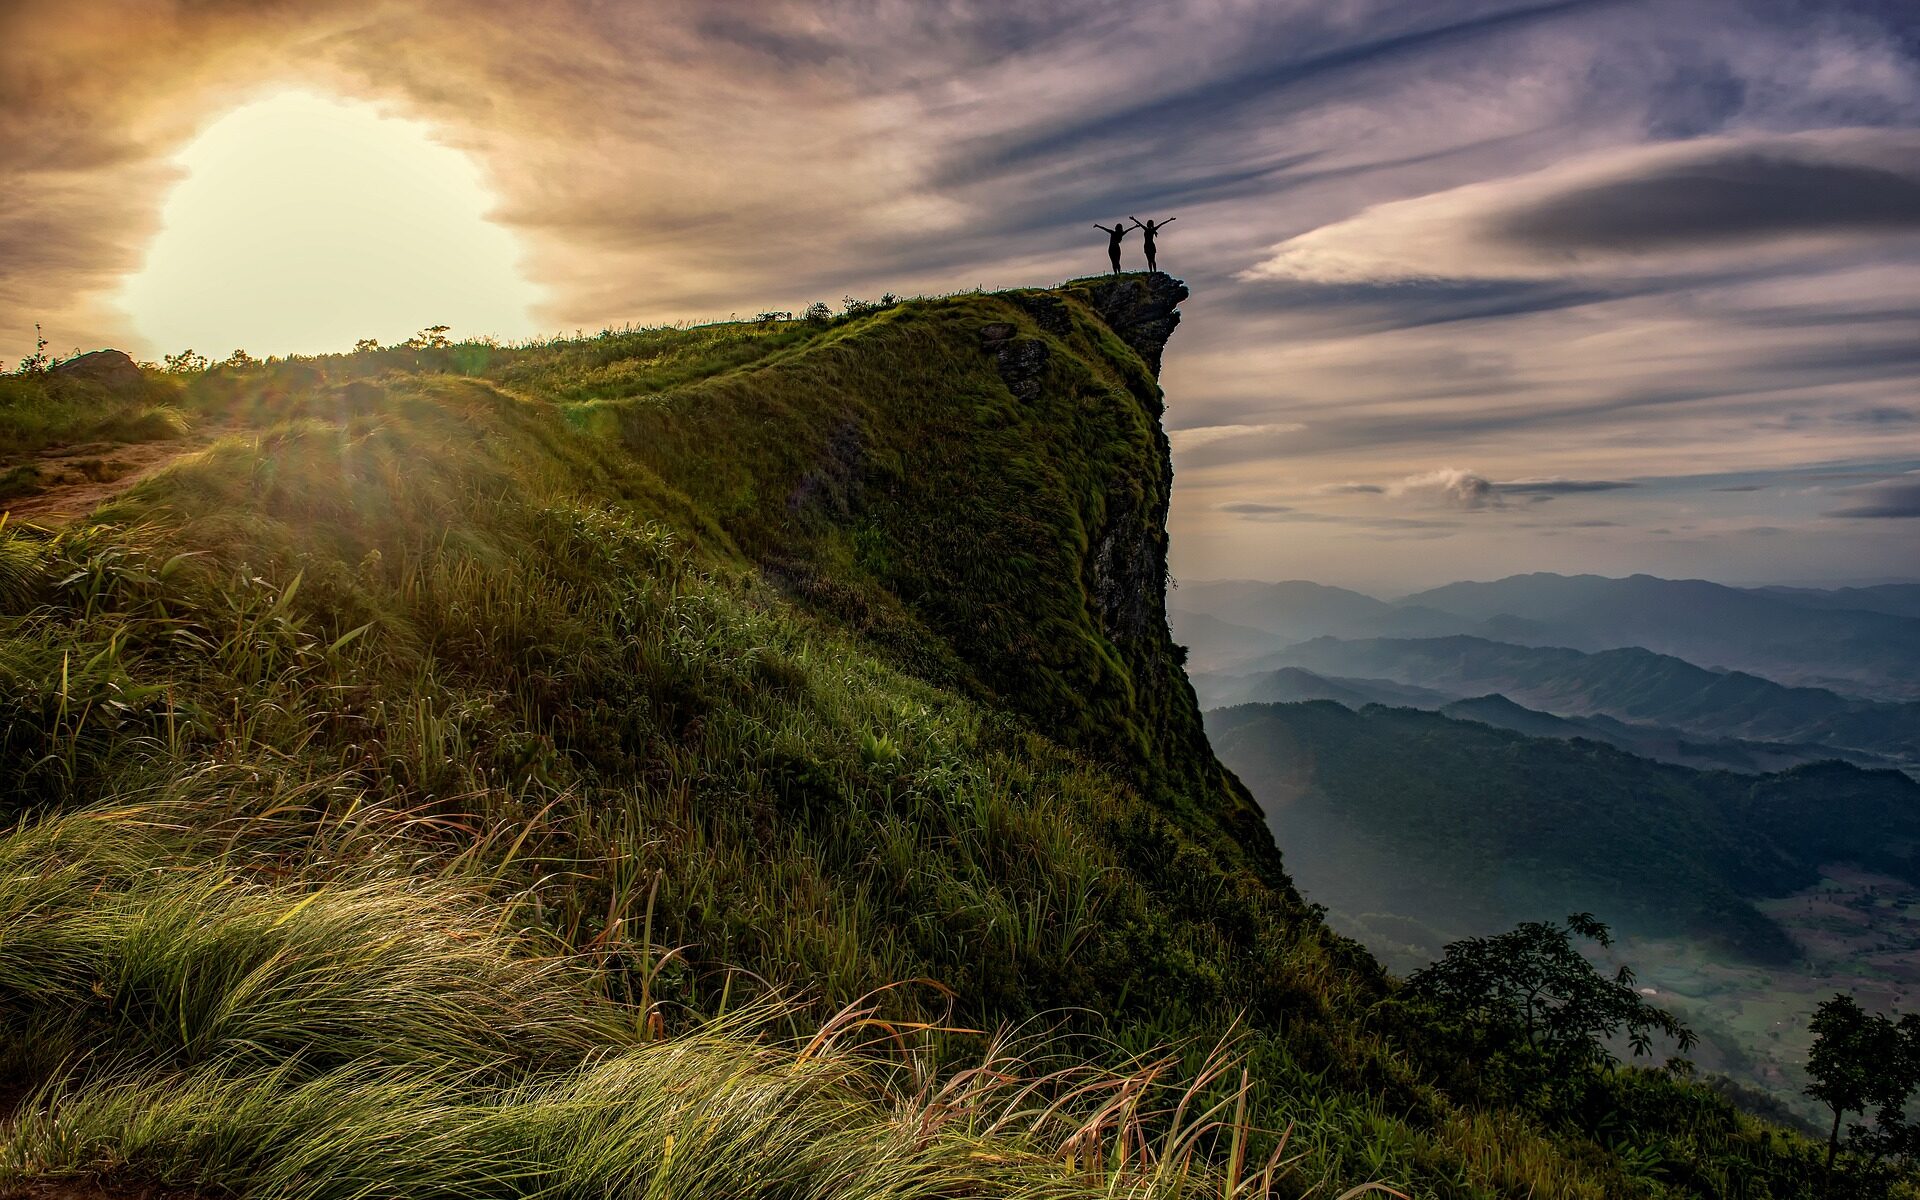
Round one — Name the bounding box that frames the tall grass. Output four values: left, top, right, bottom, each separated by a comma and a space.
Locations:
0, 801, 1362, 1200
0, 294, 1815, 1199
0, 371, 194, 456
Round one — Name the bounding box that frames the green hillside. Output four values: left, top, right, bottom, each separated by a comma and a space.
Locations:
0, 281, 1827, 1198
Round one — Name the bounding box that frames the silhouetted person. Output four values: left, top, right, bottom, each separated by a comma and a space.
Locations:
1093, 220, 1132, 274
1130, 216, 1175, 273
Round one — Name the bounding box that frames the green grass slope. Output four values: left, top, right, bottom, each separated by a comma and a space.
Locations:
0, 281, 1824, 1199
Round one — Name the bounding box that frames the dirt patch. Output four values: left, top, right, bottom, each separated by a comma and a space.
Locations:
0, 436, 215, 529
0, 1179, 205, 1200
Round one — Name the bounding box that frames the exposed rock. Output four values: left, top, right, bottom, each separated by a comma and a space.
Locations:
51, 349, 145, 391
1008, 292, 1073, 338
990, 337, 1050, 403
1089, 508, 1163, 648
980, 320, 1051, 402
1068, 273, 1188, 378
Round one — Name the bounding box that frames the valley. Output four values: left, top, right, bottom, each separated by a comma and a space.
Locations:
1185, 571, 1920, 1125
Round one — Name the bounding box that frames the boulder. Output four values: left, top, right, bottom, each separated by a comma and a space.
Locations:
51, 349, 146, 391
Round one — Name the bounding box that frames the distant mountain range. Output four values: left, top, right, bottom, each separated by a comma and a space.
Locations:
1172, 573, 1920, 700
1208, 665, 1458, 710
1233, 636, 1918, 765
1206, 701, 1920, 967
1746, 583, 1920, 620
1193, 665, 1900, 774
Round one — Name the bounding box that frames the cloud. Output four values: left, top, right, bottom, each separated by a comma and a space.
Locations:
8, 0, 1920, 590
1390, 467, 1500, 509
1315, 481, 1386, 495
1167, 422, 1305, 452
1835, 405, 1920, 425
1243, 129, 1920, 284
1824, 473, 1920, 518
1494, 478, 1637, 494
1377, 469, 1638, 511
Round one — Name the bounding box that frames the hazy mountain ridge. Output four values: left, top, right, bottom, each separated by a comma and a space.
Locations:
1400, 573, 1920, 700
1192, 659, 1901, 773
1256, 635, 1920, 764
1437, 693, 1899, 774
1174, 573, 1920, 702
1206, 701, 1920, 962
1751, 582, 1920, 620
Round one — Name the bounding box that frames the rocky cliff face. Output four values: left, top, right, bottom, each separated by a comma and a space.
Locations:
1069, 272, 1190, 383
1059, 275, 1279, 868
603, 276, 1283, 881
1069, 273, 1188, 651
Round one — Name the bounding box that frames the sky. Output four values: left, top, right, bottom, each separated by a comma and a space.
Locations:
3, 1, 1918, 592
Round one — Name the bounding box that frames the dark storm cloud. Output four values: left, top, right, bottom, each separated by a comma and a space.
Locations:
1247, 132, 1920, 283
1492, 155, 1920, 252
1825, 476, 1920, 518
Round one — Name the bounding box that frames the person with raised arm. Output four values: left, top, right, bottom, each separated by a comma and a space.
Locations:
1093, 220, 1132, 274
1130, 216, 1175, 273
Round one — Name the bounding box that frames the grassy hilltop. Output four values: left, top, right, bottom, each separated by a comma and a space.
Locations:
0, 280, 1827, 1198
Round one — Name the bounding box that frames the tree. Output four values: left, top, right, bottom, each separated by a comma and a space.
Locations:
403, 325, 452, 349
1807, 995, 1918, 1177
163, 348, 209, 374
1408, 913, 1696, 1073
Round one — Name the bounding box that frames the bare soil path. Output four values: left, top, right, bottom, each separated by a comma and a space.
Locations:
1, 433, 221, 529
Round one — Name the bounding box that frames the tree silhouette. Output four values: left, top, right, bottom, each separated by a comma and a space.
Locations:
1408, 913, 1695, 1072
1807, 994, 1920, 1181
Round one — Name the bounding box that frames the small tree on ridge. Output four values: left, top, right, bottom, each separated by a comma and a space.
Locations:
1408, 913, 1696, 1073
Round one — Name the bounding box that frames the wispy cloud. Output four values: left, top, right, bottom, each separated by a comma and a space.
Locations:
5, 0, 1920, 585
1168, 422, 1306, 452
1242, 130, 1920, 285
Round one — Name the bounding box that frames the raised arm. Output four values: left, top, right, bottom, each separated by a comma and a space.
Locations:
1160, 216, 1177, 226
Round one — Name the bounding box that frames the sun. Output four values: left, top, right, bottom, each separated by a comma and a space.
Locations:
123, 91, 540, 359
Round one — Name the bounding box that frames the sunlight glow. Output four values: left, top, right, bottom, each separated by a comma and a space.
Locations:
123, 91, 539, 358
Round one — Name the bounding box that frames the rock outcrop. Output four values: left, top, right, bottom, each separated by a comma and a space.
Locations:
1068, 272, 1189, 379
51, 349, 145, 391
